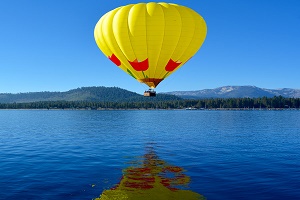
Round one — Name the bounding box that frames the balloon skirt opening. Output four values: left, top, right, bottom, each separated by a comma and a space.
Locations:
139, 78, 163, 89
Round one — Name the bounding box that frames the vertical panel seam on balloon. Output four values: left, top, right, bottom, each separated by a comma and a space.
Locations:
104, 8, 139, 79
145, 4, 149, 80
126, 5, 137, 65
111, 7, 140, 79
100, 14, 114, 59
156, 5, 183, 79
152, 4, 165, 81
164, 7, 196, 78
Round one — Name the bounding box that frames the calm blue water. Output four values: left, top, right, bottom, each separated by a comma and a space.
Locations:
0, 110, 299, 199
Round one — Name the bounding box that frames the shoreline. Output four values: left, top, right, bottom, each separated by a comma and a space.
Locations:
0, 108, 299, 111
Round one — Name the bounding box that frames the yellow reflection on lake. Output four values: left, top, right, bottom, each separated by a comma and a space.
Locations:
95, 146, 204, 200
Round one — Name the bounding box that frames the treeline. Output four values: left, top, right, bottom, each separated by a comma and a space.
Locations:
0, 86, 181, 103
0, 96, 299, 110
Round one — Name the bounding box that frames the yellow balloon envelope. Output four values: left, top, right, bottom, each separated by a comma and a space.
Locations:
94, 2, 207, 89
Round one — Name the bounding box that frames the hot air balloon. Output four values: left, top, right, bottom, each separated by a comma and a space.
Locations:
94, 2, 207, 96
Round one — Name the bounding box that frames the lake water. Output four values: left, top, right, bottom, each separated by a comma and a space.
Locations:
0, 110, 299, 200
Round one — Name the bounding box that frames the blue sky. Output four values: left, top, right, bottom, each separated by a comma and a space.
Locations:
0, 0, 299, 94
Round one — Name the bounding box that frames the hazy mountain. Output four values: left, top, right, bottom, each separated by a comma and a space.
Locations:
1, 86, 299, 104
0, 86, 181, 103
164, 86, 300, 99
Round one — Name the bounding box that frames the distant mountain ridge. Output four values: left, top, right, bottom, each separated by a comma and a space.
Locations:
1, 86, 300, 104
0, 86, 180, 103
164, 86, 300, 99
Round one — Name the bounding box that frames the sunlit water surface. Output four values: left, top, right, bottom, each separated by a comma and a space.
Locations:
0, 110, 299, 199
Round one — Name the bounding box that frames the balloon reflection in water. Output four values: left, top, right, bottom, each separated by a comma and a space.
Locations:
95, 147, 204, 200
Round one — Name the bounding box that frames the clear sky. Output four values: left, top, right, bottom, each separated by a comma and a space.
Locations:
1, 0, 299, 94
